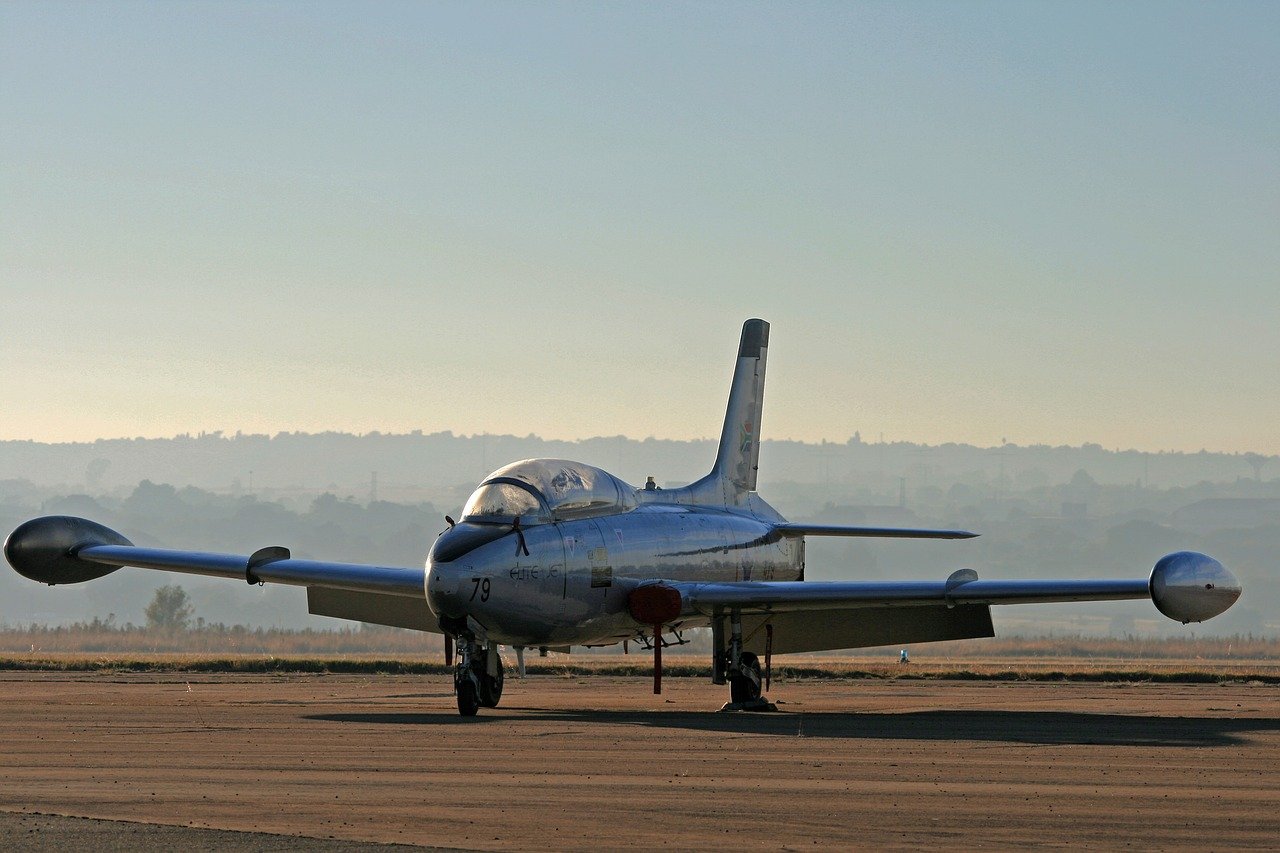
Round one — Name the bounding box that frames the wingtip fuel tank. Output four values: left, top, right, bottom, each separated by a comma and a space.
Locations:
3, 516, 131, 585
1149, 551, 1241, 623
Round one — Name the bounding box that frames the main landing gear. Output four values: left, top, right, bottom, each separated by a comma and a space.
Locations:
730, 651, 763, 704
715, 611, 776, 712
453, 638, 504, 716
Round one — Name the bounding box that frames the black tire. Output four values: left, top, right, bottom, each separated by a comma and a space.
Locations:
478, 653, 504, 708
730, 651, 762, 704
456, 677, 480, 716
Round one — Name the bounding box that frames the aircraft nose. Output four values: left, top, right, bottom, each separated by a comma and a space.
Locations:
426, 560, 466, 620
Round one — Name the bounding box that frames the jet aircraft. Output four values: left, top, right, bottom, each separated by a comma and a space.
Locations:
4, 320, 1242, 715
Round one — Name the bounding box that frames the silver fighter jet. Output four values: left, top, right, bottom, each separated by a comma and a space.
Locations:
4, 319, 1241, 715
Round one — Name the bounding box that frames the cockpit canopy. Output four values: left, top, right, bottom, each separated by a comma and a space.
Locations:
460, 459, 637, 524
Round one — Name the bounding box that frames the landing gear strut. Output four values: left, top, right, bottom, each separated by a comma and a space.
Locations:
453, 638, 504, 716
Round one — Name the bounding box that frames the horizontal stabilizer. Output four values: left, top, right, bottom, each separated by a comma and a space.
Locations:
773, 523, 978, 540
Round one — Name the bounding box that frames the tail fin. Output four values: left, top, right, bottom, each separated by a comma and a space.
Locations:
714, 318, 769, 492
697, 318, 768, 502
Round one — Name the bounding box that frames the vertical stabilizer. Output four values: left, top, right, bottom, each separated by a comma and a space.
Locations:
660, 319, 770, 508
715, 318, 769, 493
688, 318, 770, 502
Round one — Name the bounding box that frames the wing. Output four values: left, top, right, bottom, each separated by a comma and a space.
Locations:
674, 575, 1151, 612
4, 515, 424, 597
638, 553, 1240, 654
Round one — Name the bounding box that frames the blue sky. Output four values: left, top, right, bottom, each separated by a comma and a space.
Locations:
3, 2, 1277, 452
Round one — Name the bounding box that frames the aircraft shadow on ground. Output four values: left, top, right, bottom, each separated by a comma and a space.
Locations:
303, 709, 1280, 747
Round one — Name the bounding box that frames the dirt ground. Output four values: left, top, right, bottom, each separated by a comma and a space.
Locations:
0, 672, 1276, 850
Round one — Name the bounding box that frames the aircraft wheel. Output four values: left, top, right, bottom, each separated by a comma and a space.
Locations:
456, 677, 481, 716
730, 651, 763, 704
478, 653, 504, 708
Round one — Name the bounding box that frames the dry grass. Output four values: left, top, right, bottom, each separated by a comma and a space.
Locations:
1, 650, 1276, 683
2, 624, 1273, 659
2, 624, 1276, 683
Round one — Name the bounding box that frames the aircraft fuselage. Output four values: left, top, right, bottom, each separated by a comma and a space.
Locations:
426, 490, 802, 648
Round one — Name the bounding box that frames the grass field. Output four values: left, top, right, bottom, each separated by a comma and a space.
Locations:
3, 624, 1276, 682
3, 624, 1274, 657
2, 650, 1277, 683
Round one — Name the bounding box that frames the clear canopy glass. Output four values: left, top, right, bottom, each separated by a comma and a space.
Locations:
460, 481, 548, 523
460, 459, 636, 524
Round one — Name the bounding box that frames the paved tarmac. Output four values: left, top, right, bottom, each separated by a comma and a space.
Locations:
0, 672, 1276, 849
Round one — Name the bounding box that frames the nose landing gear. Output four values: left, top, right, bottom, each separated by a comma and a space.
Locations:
455, 666, 481, 716
453, 637, 504, 716
478, 652, 504, 707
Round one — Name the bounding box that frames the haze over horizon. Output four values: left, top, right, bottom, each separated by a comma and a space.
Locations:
6, 426, 1278, 462
4, 3, 1277, 454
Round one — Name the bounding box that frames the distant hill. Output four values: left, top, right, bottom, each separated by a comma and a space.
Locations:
1, 432, 1276, 637
1, 431, 1273, 510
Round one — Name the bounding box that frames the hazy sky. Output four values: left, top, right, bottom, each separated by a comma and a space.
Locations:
3, 2, 1277, 453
